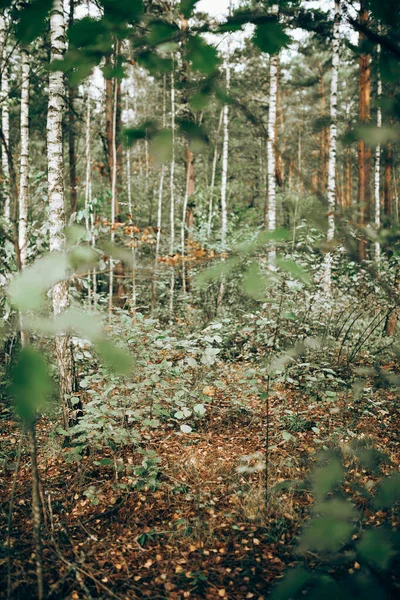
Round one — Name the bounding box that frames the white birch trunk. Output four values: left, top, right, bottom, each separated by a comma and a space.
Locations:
153, 166, 165, 309
323, 0, 340, 294
19, 47, 30, 349
267, 54, 278, 264
374, 29, 382, 262
0, 13, 10, 223
126, 91, 136, 315
84, 87, 94, 304
181, 168, 190, 294
19, 49, 30, 269
108, 75, 118, 322
207, 108, 223, 239
169, 65, 176, 318
48, 0, 75, 426
220, 62, 230, 250
217, 53, 231, 312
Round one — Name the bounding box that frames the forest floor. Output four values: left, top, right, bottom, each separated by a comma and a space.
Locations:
1, 358, 400, 599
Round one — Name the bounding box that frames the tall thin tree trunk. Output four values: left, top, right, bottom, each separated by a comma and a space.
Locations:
318, 63, 327, 195
28, 423, 44, 600
68, 0, 77, 217
169, 65, 176, 319
19, 45, 30, 348
84, 87, 93, 304
267, 52, 278, 263
108, 73, 118, 321
217, 51, 230, 312
323, 0, 340, 294
207, 108, 223, 239
374, 32, 382, 261
357, 0, 371, 262
48, 0, 78, 427
19, 48, 29, 270
152, 167, 165, 310
345, 146, 352, 208
384, 143, 392, 220
105, 56, 113, 184
181, 166, 191, 294
125, 91, 136, 315
0, 13, 10, 223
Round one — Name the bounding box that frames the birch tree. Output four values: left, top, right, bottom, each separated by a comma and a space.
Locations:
108, 74, 118, 321
169, 65, 176, 319
48, 0, 76, 427
207, 108, 223, 239
0, 12, 10, 223
217, 51, 230, 312
374, 31, 382, 261
357, 0, 371, 262
267, 49, 278, 263
19, 46, 30, 270
323, 0, 340, 293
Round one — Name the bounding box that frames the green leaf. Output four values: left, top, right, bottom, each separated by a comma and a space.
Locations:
354, 124, 400, 145
147, 21, 178, 45
243, 262, 267, 301
282, 430, 296, 442
150, 129, 173, 163
311, 455, 343, 499
180, 0, 199, 18
122, 120, 158, 147
270, 567, 313, 600
372, 473, 400, 509
102, 0, 144, 23
11, 347, 51, 424
8, 252, 69, 311
177, 118, 208, 149
101, 242, 136, 266
311, 458, 343, 498
357, 528, 395, 570
180, 424, 192, 433
275, 258, 311, 285
186, 35, 220, 75
194, 403, 206, 417
96, 340, 134, 375
299, 498, 356, 553
68, 246, 98, 272
195, 257, 240, 289
16, 0, 52, 45
253, 19, 291, 55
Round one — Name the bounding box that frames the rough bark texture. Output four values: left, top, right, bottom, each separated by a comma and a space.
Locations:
19, 49, 30, 269
318, 61, 328, 195
169, 66, 176, 319
68, 0, 77, 217
217, 48, 231, 313
105, 55, 114, 184
28, 424, 44, 599
220, 57, 230, 251
323, 0, 340, 294
384, 143, 392, 219
207, 108, 223, 239
374, 33, 382, 261
0, 13, 10, 222
48, 0, 77, 427
267, 53, 278, 262
357, 0, 371, 262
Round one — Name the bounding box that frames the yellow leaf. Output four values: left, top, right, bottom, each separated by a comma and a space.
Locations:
202, 386, 215, 397
144, 560, 153, 568
218, 590, 226, 597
